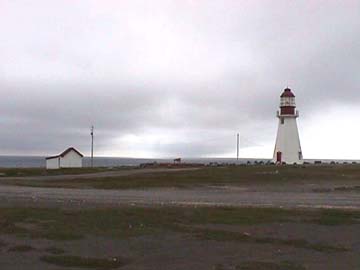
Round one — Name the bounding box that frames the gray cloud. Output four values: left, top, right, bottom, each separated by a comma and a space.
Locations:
0, 0, 359, 157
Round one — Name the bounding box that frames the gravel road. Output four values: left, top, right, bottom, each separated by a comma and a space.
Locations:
0, 185, 359, 209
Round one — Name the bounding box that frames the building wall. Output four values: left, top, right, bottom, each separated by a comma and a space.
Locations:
60, 150, 83, 168
46, 157, 60, 169
273, 116, 303, 164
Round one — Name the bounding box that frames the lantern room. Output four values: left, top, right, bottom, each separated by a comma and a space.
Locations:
279, 88, 296, 115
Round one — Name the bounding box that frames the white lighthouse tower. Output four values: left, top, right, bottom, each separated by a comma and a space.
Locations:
273, 88, 303, 164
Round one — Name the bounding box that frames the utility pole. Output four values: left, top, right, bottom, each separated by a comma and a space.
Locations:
90, 125, 94, 168
236, 133, 239, 161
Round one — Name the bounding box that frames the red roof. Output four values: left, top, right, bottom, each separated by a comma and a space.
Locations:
280, 88, 295, 98
46, 147, 84, 160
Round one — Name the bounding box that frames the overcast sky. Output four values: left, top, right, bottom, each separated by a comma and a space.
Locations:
1, 0, 359, 159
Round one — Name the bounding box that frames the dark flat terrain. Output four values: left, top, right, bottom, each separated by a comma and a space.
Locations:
0, 165, 359, 269
0, 206, 359, 270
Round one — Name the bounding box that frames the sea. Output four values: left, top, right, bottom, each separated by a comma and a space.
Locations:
0, 156, 272, 168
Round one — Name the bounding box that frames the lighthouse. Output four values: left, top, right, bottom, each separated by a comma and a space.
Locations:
273, 88, 303, 164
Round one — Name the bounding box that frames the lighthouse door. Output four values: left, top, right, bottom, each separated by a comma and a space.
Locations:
276, 152, 282, 163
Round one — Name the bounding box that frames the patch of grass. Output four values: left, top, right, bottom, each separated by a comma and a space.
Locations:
0, 207, 163, 240
306, 242, 348, 252
268, 238, 348, 252
0, 209, 85, 240
191, 227, 249, 241
5, 164, 360, 189
44, 246, 65, 254
214, 264, 226, 270
315, 209, 360, 225
42, 231, 84, 241
0, 239, 8, 251
0, 207, 286, 240
8, 244, 35, 252
40, 255, 126, 269
188, 207, 293, 225
236, 260, 306, 270
334, 186, 360, 192
0, 167, 130, 178
0, 220, 28, 234
0, 206, 358, 242
190, 228, 348, 252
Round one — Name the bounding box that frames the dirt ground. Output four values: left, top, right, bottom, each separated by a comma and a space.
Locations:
0, 209, 359, 270
0, 184, 359, 209
0, 166, 359, 269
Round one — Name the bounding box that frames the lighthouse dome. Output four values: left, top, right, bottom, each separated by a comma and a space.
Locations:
280, 88, 295, 98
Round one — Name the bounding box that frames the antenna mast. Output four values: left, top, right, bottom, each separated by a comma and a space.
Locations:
236, 133, 240, 161
90, 125, 94, 168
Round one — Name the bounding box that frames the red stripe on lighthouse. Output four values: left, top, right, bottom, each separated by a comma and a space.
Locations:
280, 107, 295, 115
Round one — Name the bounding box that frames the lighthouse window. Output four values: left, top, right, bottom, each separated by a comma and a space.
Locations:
281, 118, 284, 124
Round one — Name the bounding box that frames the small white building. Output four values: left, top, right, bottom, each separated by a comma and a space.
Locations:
46, 147, 84, 169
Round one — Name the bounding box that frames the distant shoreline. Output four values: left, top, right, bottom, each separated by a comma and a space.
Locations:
0, 155, 358, 168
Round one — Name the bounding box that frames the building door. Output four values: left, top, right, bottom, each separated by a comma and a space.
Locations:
276, 151, 282, 163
